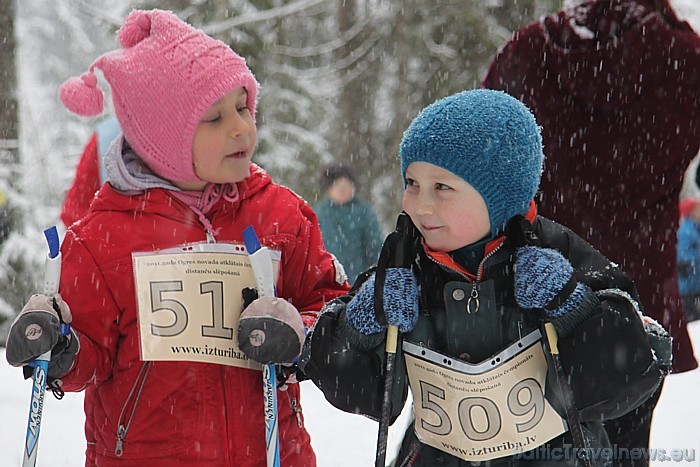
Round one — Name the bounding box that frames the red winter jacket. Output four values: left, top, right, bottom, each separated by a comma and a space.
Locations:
58, 164, 350, 466
482, 0, 700, 372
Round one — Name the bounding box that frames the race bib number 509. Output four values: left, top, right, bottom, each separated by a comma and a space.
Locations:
403, 331, 567, 462
132, 243, 280, 369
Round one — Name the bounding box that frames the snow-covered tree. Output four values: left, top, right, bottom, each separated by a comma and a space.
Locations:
0, 0, 559, 341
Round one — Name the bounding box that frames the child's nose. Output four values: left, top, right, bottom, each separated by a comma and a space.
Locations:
227, 114, 248, 138
414, 193, 434, 215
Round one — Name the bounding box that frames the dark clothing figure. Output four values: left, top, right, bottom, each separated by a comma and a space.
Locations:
482, 0, 699, 374
482, 1, 699, 461
315, 197, 383, 282
315, 164, 383, 283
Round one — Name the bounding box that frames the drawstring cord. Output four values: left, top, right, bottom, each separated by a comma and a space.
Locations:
172, 183, 239, 240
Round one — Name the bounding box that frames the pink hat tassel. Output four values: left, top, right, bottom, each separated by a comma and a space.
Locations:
58, 66, 104, 117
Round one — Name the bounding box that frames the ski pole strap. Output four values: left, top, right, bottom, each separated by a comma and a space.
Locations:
373, 213, 417, 327
373, 231, 398, 327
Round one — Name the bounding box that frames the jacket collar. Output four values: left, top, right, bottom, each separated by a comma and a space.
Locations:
423, 200, 538, 278
89, 162, 272, 224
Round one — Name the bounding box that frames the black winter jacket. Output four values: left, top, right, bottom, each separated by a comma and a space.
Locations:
300, 215, 665, 466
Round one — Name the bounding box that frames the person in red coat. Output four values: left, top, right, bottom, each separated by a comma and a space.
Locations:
60, 116, 120, 227
482, 0, 699, 460
6, 9, 349, 466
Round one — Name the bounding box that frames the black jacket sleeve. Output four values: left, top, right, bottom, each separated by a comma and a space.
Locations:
298, 296, 407, 421
536, 217, 665, 421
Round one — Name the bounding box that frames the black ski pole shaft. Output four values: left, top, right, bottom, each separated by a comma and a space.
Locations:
543, 323, 593, 467
375, 325, 398, 467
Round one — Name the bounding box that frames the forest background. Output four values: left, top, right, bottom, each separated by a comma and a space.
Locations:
0, 0, 696, 338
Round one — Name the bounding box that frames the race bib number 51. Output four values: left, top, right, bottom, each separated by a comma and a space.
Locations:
132, 243, 280, 369
403, 330, 567, 462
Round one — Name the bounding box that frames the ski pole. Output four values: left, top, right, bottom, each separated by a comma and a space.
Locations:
374, 213, 415, 467
22, 226, 69, 467
505, 215, 592, 466
543, 323, 592, 467
376, 325, 398, 467
243, 226, 280, 467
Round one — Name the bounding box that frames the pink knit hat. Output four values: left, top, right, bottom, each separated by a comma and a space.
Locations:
59, 9, 259, 182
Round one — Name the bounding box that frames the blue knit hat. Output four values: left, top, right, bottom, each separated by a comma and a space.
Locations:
400, 89, 544, 238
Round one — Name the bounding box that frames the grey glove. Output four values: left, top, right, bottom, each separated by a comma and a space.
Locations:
6, 294, 79, 380
237, 296, 306, 365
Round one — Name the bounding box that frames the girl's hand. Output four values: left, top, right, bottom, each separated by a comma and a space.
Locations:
237, 296, 306, 365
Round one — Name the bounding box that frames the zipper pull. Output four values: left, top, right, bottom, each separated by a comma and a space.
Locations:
518, 320, 524, 341
206, 230, 216, 244
115, 425, 126, 457
467, 282, 479, 314
290, 397, 303, 428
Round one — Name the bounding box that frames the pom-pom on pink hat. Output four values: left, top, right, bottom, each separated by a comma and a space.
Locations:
59, 9, 259, 182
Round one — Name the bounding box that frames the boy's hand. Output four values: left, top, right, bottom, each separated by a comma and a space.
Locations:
344, 268, 419, 335
6, 294, 79, 380
514, 245, 588, 317
237, 296, 306, 365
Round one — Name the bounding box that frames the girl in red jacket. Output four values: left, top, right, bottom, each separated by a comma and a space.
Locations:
6, 9, 349, 466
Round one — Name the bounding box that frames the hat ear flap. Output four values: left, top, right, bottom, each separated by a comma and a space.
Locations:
117, 10, 152, 48
58, 69, 104, 117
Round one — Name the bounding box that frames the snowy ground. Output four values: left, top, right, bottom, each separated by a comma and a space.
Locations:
0, 321, 699, 466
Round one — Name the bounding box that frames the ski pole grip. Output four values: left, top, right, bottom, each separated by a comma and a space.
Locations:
544, 322, 559, 355
385, 325, 399, 354
43, 253, 61, 296
43, 225, 62, 296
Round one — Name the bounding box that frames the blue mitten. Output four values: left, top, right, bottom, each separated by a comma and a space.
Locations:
514, 246, 588, 318
345, 268, 419, 335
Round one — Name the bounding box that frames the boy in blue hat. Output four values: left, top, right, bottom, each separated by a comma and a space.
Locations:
300, 89, 668, 466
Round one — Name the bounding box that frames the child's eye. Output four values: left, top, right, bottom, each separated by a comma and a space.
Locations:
202, 114, 221, 123
435, 183, 451, 191
237, 105, 250, 114
405, 178, 417, 187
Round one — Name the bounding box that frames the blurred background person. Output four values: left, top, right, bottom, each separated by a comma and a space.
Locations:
0, 186, 10, 247
314, 163, 383, 284
677, 197, 700, 323
60, 115, 120, 227
482, 0, 700, 462
680, 151, 700, 201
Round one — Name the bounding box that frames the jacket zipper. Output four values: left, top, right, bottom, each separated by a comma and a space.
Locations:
115, 361, 152, 457
427, 243, 502, 315
467, 244, 502, 314
286, 390, 304, 428
206, 229, 216, 244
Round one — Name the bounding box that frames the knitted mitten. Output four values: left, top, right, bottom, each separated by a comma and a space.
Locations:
514, 245, 588, 318
345, 268, 419, 334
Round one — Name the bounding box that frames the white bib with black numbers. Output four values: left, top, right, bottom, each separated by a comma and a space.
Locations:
132, 242, 280, 369
403, 330, 567, 462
